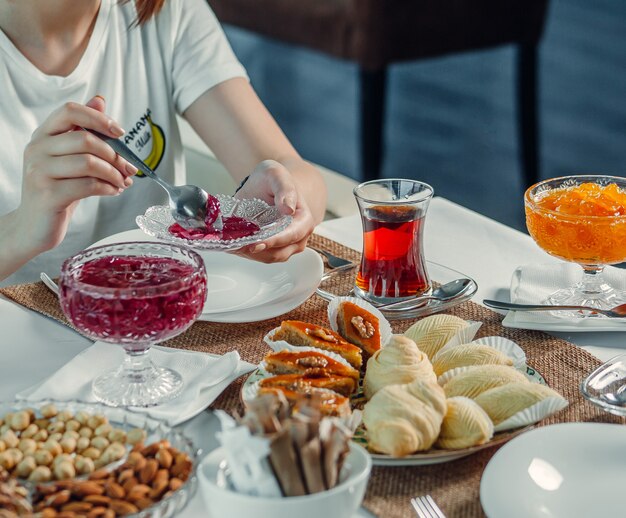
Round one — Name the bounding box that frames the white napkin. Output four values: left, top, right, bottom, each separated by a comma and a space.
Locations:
17, 342, 255, 425
501, 263, 626, 332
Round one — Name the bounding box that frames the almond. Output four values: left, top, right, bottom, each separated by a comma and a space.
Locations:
139, 459, 158, 484
122, 476, 138, 494
88, 468, 110, 480
87, 507, 109, 518
44, 489, 71, 507
72, 481, 105, 497
155, 448, 173, 469
171, 458, 192, 480
169, 478, 183, 491
126, 483, 151, 502
83, 495, 111, 506
104, 481, 125, 499
117, 468, 134, 484
62, 502, 93, 513
148, 477, 168, 500
109, 499, 139, 516
135, 497, 154, 510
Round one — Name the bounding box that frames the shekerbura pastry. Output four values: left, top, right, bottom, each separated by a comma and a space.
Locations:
362, 379, 447, 456
432, 343, 513, 377
474, 382, 565, 426
403, 314, 468, 359
435, 396, 494, 450
363, 334, 436, 399
442, 364, 529, 399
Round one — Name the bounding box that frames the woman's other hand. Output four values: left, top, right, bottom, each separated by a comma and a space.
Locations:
234, 159, 316, 262
15, 95, 136, 255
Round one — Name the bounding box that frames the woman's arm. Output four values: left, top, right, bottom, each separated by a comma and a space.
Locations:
0, 96, 135, 282
183, 77, 327, 262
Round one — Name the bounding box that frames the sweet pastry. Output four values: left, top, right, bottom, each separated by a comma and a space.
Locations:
442, 364, 529, 399
335, 300, 382, 357
257, 386, 351, 417
362, 379, 447, 456
270, 320, 363, 369
432, 344, 513, 377
403, 314, 469, 359
435, 396, 494, 450
474, 382, 566, 426
259, 372, 358, 397
363, 334, 436, 399
263, 349, 360, 382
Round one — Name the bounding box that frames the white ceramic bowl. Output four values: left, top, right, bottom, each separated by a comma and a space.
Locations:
198, 442, 372, 518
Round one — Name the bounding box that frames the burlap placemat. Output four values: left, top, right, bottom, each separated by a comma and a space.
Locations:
2, 234, 624, 518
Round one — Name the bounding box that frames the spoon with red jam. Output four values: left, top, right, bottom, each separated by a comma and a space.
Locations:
86, 128, 217, 230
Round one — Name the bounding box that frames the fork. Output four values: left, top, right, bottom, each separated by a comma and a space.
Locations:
309, 246, 355, 270
411, 495, 446, 518
40, 272, 59, 296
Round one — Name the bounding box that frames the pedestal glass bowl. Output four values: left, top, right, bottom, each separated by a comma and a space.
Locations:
525, 175, 626, 312
59, 242, 207, 407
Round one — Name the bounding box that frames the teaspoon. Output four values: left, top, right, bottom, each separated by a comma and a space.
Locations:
86, 128, 220, 230
377, 278, 474, 312
483, 299, 626, 318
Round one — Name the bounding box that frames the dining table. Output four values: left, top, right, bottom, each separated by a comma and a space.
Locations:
1, 196, 625, 517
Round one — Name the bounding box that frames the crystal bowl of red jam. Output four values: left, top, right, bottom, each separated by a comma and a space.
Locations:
136, 195, 292, 251
59, 242, 207, 406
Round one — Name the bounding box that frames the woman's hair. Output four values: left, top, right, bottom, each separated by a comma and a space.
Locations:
120, 0, 166, 25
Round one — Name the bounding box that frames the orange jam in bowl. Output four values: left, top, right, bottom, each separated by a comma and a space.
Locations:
525, 177, 626, 265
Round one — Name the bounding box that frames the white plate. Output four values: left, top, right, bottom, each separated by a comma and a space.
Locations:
502, 263, 626, 332
242, 366, 545, 466
480, 423, 626, 518
90, 229, 323, 323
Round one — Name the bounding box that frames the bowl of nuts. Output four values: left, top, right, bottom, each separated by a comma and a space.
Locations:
0, 400, 199, 517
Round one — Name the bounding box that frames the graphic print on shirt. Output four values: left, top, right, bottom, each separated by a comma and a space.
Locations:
123, 108, 166, 176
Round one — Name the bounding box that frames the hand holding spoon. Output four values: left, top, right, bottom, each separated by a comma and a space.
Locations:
86, 128, 221, 230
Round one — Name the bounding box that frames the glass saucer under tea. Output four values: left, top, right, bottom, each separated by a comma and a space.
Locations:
316, 260, 478, 320
136, 196, 292, 251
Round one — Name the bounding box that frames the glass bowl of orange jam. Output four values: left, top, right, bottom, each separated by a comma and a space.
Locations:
525, 175, 626, 312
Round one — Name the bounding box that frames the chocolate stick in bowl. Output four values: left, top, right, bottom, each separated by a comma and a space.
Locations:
269, 428, 308, 496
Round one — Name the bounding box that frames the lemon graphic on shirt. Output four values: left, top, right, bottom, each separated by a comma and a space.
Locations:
136, 117, 166, 176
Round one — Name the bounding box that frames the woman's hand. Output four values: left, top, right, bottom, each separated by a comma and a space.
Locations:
14, 95, 136, 256
234, 159, 316, 262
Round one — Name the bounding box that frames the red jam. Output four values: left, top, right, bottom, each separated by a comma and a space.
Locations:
168, 194, 260, 241
60, 256, 206, 343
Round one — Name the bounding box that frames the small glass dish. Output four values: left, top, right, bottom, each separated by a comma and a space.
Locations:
580, 354, 626, 416
316, 260, 478, 320
136, 196, 292, 251
0, 399, 200, 517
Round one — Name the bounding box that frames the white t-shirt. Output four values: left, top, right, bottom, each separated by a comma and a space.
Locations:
0, 0, 247, 286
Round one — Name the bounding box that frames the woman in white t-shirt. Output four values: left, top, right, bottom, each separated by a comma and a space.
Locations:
0, 0, 327, 285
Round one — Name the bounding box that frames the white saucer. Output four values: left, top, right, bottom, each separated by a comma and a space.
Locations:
480, 422, 626, 518
90, 229, 323, 323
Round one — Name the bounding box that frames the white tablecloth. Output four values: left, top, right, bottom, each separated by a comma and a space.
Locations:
1, 196, 624, 517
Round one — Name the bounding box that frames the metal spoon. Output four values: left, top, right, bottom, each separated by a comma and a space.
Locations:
483, 299, 626, 318
376, 278, 474, 312
86, 128, 220, 230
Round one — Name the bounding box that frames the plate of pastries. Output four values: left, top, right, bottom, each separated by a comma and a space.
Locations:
242, 297, 568, 466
